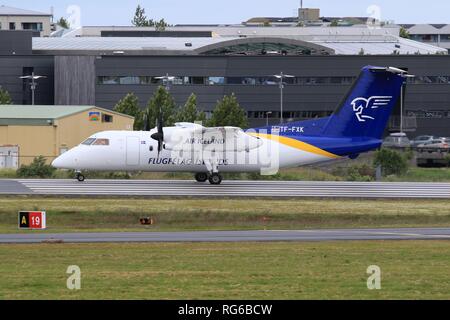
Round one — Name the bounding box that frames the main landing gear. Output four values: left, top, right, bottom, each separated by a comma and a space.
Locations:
195, 173, 208, 183
195, 172, 223, 185
208, 173, 223, 185
75, 171, 85, 182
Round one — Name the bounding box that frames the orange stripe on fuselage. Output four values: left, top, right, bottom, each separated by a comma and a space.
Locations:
250, 133, 341, 159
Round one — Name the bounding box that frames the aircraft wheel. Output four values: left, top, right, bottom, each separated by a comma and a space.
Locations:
208, 173, 223, 185
76, 173, 85, 182
195, 173, 208, 183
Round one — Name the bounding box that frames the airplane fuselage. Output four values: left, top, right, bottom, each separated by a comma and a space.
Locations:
52, 129, 344, 174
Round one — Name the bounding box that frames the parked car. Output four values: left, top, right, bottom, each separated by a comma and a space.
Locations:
416, 138, 450, 167
417, 138, 450, 150
410, 135, 435, 148
382, 132, 411, 149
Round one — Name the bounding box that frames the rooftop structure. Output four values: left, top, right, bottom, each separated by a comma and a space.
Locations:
0, 105, 132, 125
36, 26, 446, 56
401, 24, 450, 51
0, 5, 52, 16
0, 5, 53, 37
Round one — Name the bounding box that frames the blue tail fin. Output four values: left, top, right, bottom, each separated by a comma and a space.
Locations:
322, 66, 405, 139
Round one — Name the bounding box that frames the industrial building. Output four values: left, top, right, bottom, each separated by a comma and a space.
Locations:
0, 5, 450, 138
0, 105, 134, 166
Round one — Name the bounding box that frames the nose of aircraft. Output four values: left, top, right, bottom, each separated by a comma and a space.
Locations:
52, 150, 75, 169
51, 155, 65, 169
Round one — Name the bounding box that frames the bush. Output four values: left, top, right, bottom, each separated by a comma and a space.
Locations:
346, 164, 375, 181
445, 154, 450, 168
17, 156, 56, 178
373, 148, 409, 176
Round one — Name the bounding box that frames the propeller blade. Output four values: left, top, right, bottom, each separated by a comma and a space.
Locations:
143, 112, 150, 131
150, 105, 165, 157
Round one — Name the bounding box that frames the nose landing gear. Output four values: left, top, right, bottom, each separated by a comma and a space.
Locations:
75, 171, 85, 182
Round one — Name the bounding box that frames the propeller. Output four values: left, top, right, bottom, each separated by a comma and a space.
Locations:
143, 112, 150, 132
150, 106, 164, 158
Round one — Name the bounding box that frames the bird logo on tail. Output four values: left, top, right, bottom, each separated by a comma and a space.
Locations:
351, 96, 393, 122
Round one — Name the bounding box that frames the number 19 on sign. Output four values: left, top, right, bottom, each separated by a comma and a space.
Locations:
19, 211, 46, 230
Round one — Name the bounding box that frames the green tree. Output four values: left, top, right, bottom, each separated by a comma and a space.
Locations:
399, 27, 410, 39
330, 20, 339, 27
57, 17, 70, 29
131, 5, 154, 27
113, 93, 143, 130
145, 86, 177, 129
197, 110, 207, 124
207, 94, 248, 128
373, 148, 409, 176
176, 93, 207, 123
0, 86, 12, 104
155, 18, 169, 31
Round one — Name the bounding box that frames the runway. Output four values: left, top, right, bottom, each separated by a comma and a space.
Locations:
0, 179, 449, 198
2, 228, 450, 243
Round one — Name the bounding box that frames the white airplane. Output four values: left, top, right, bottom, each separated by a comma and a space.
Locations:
52, 66, 410, 185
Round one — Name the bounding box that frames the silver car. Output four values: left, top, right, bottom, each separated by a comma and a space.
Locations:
382, 133, 411, 149
417, 138, 450, 150
410, 135, 435, 148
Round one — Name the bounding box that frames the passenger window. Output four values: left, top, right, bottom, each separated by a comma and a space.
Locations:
81, 138, 96, 145
92, 139, 110, 146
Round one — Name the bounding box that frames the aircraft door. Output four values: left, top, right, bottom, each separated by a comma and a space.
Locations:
126, 136, 140, 166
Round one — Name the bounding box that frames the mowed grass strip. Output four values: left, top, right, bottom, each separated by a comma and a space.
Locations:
1, 241, 450, 300
0, 198, 449, 233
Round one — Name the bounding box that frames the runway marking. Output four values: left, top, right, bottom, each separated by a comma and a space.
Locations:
3, 179, 449, 199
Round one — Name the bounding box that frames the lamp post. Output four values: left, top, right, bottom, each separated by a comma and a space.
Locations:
273, 72, 294, 124
19, 72, 47, 105
400, 75, 415, 133
155, 73, 176, 91
266, 111, 272, 127
400, 81, 404, 134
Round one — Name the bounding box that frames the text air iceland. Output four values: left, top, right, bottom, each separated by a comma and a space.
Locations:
185, 137, 225, 145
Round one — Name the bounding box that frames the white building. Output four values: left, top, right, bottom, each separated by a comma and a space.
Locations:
0, 5, 53, 37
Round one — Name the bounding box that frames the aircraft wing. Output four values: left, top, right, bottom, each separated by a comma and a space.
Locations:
165, 125, 262, 152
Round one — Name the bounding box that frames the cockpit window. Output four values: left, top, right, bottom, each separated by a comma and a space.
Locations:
92, 138, 110, 146
81, 138, 96, 145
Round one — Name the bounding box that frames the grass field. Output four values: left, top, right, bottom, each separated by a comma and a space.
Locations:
1, 197, 449, 300
0, 197, 449, 233
1, 241, 450, 300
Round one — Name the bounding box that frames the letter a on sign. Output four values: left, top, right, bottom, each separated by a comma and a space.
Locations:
19, 212, 30, 229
